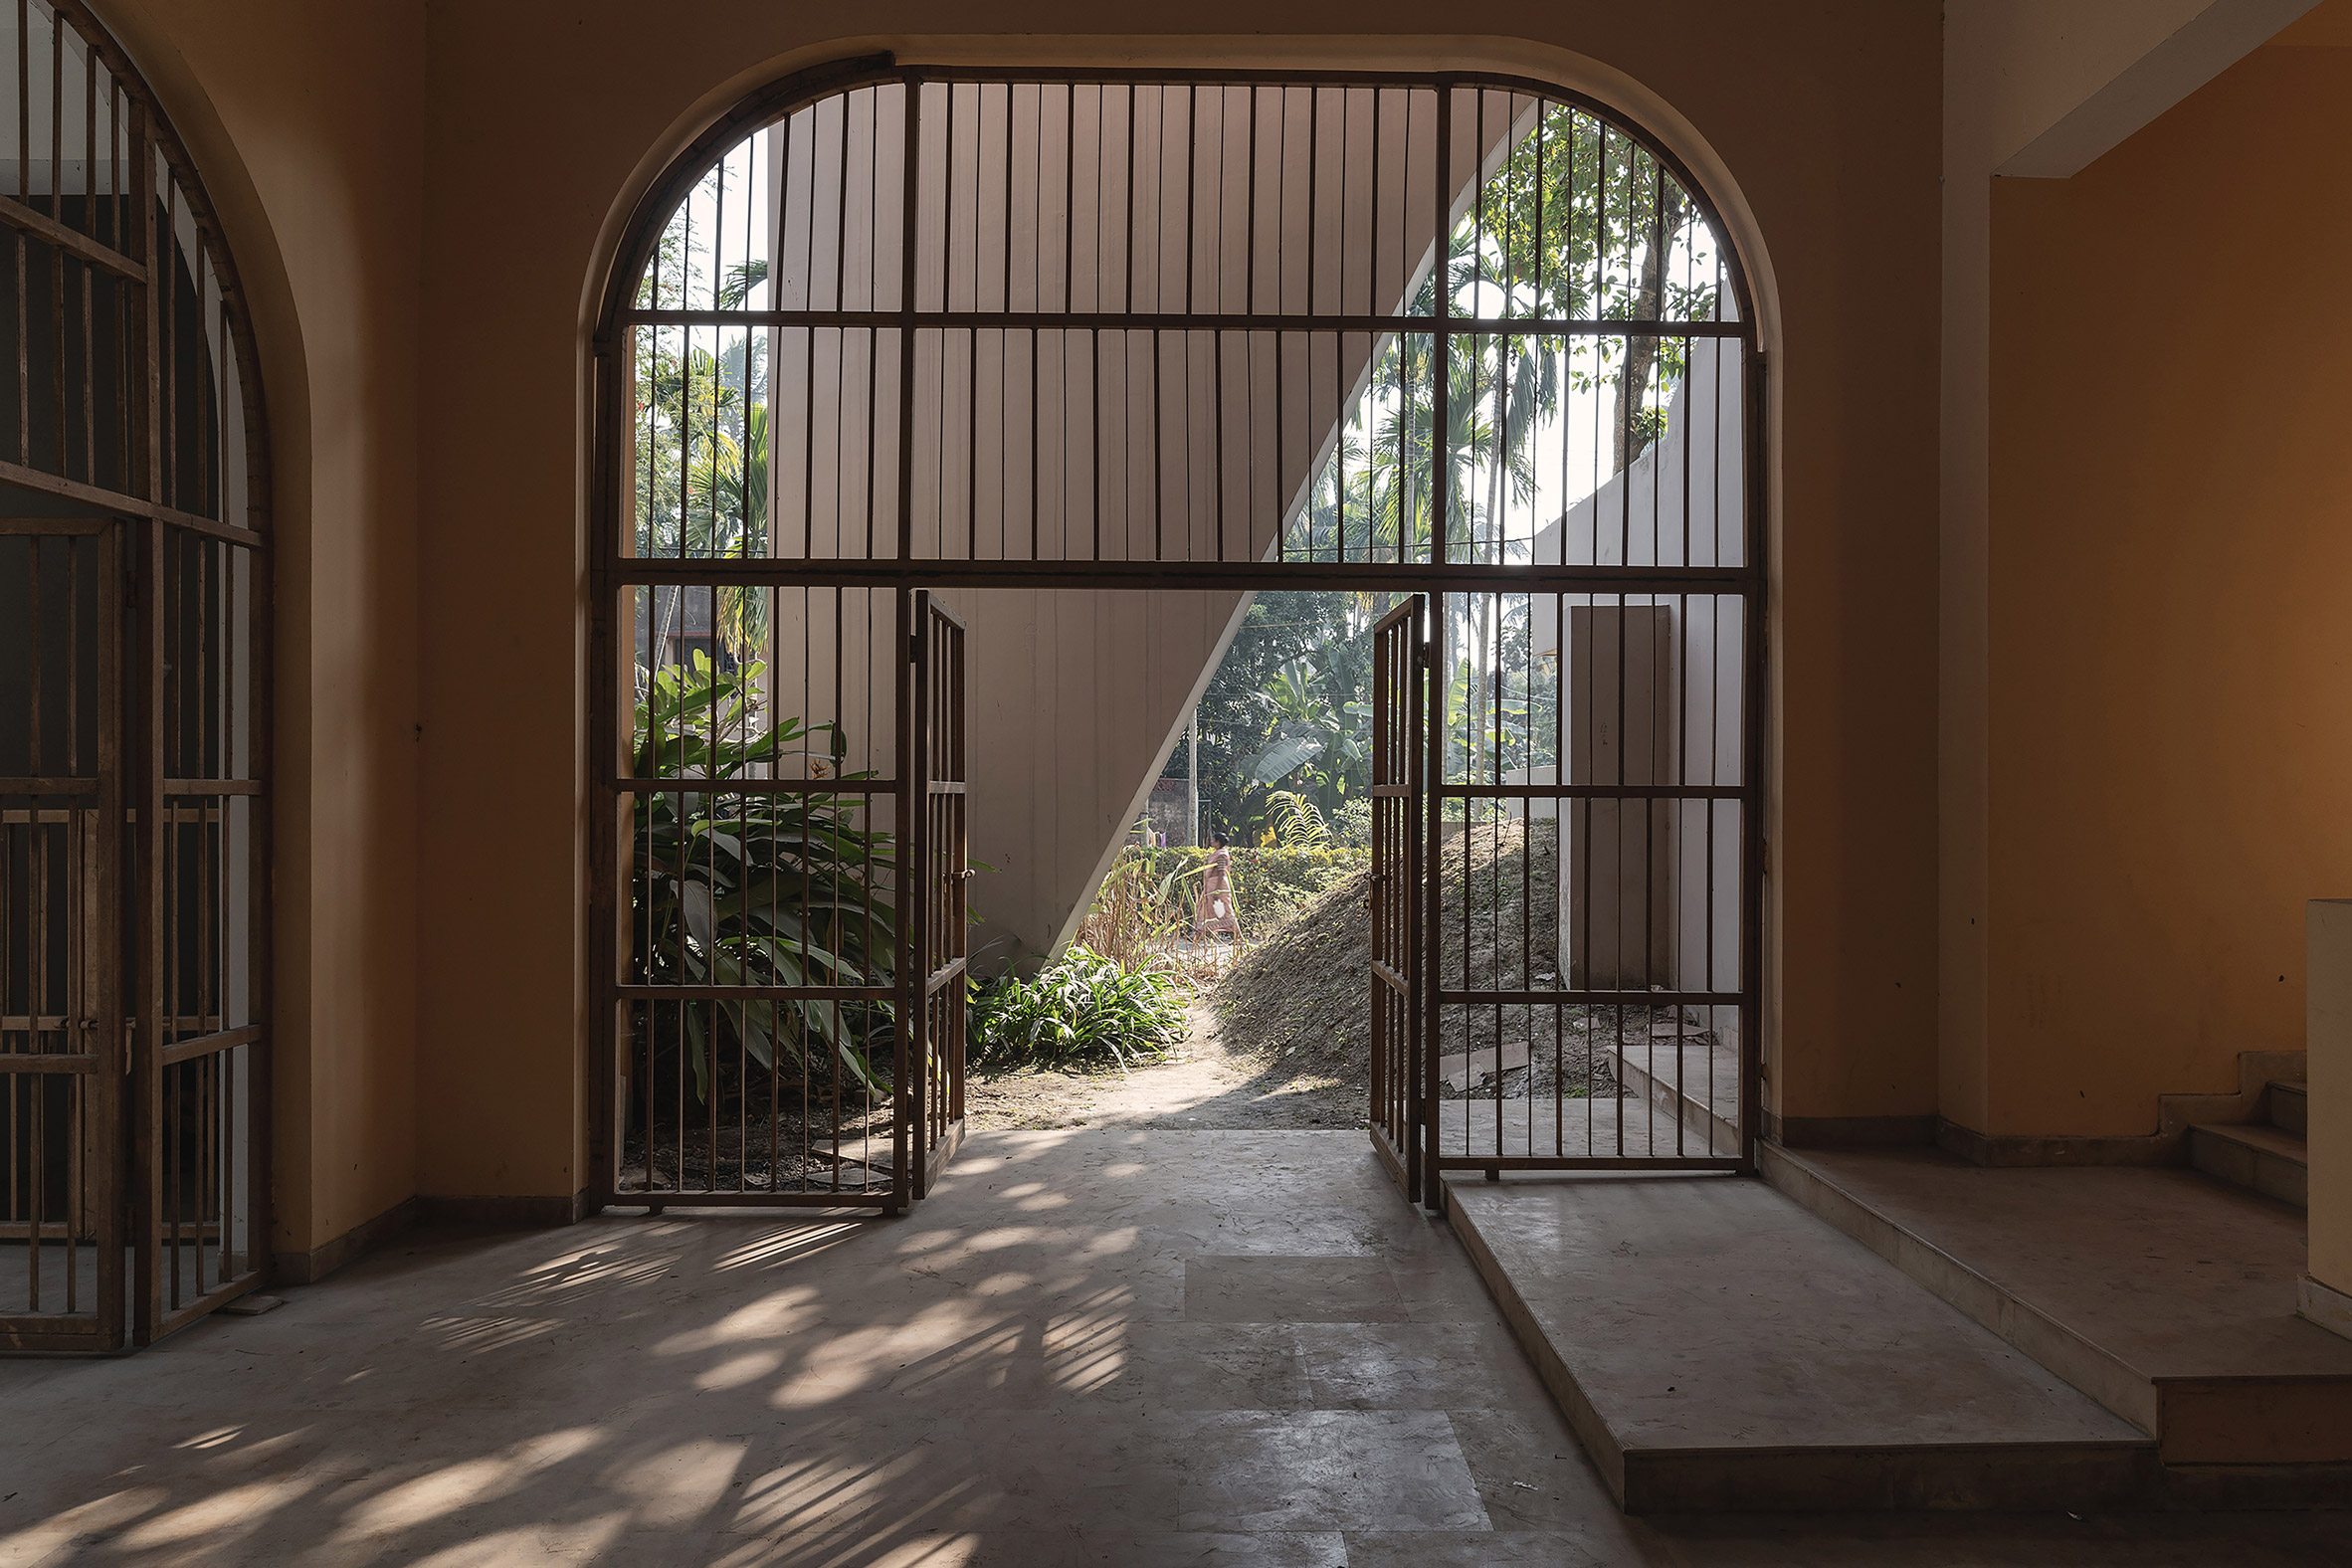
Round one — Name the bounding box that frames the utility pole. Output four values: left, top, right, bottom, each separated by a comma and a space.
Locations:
1187, 707, 1201, 848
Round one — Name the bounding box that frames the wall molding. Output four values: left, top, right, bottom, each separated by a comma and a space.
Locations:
1935, 1050, 2304, 1167
270, 1188, 593, 1286
1765, 1113, 1935, 1149
415, 1190, 595, 1228
272, 1195, 421, 1286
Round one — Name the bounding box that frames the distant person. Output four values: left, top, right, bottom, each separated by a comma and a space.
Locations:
1196, 834, 1242, 943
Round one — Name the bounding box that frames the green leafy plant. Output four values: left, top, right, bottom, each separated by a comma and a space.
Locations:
1266, 790, 1332, 851
968, 945, 1187, 1074
632, 653, 895, 1103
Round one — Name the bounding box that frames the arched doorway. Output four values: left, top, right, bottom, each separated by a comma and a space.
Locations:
588, 58, 1762, 1212
2, 0, 272, 1350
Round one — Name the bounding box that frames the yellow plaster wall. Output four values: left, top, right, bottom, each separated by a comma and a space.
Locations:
95, 0, 425, 1252
1938, 0, 2291, 1136
1985, 39, 2352, 1135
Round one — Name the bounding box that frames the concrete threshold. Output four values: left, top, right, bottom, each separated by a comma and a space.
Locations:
1762, 1143, 2352, 1500
1444, 1170, 2156, 1513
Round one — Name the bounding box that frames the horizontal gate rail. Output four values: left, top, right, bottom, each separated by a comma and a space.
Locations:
605, 561, 1751, 592
620, 307, 1751, 339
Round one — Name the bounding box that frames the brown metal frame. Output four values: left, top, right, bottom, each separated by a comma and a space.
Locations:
587, 55, 1767, 1214
3, 0, 274, 1353
1368, 594, 1425, 1201
910, 590, 966, 1196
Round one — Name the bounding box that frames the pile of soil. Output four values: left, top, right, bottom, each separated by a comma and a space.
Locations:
965, 817, 1667, 1133
1207, 862, 1376, 1098
1211, 819, 1586, 1099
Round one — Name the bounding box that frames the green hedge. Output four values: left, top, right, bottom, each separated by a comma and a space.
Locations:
1117, 844, 1370, 936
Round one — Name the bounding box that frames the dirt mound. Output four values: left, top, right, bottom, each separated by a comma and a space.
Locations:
1210, 820, 1565, 1097
1209, 862, 1378, 1093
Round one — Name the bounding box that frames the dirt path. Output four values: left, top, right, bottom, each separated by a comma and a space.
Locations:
964, 997, 1364, 1131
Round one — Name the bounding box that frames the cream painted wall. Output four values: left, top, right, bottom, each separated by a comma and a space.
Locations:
1940, 0, 2319, 1133
1985, 38, 2352, 1135
96, 0, 425, 1255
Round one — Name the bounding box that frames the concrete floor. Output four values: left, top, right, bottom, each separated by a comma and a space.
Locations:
4, 1130, 2351, 1566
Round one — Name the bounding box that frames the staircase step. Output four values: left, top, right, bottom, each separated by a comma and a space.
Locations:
1444, 1173, 2155, 1512
2190, 1120, 2307, 1208
2270, 1078, 2309, 1137
1761, 1144, 2352, 1488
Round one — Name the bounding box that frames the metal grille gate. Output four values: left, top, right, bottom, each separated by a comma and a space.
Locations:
909, 591, 967, 1195
4, 0, 272, 1352
598, 586, 967, 1212
591, 57, 1764, 1210
1370, 588, 1755, 1207
1369, 597, 1424, 1199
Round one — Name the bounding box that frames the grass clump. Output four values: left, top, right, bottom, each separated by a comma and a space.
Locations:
969, 945, 1188, 1074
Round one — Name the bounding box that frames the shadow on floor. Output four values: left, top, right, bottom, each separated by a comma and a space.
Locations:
2, 1131, 2348, 1566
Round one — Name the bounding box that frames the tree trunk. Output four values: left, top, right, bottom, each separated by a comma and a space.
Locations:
1614, 182, 1685, 473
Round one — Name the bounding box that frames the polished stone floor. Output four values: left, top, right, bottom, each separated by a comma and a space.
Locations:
4, 1130, 2351, 1566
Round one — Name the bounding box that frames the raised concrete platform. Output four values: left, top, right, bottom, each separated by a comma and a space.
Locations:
1444, 1172, 2156, 1513
1763, 1143, 2352, 1485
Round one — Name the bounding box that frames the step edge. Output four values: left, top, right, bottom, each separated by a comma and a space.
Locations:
2145, 1370, 2352, 1390
1442, 1185, 1633, 1509
1617, 1439, 2162, 1514
1759, 1142, 2164, 1435
1602, 1039, 1741, 1152
2190, 1121, 2308, 1165
1617, 1438, 2158, 1460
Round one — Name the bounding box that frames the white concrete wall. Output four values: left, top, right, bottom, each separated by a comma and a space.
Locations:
1531, 337, 1747, 1039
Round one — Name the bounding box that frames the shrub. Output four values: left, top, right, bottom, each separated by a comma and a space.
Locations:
968, 944, 1188, 1073
1329, 796, 1373, 850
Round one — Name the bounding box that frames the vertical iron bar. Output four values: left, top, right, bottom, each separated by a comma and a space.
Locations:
1422, 590, 1442, 1206
1432, 86, 1450, 569
1740, 343, 1767, 1166
907, 590, 931, 1199
898, 78, 920, 565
